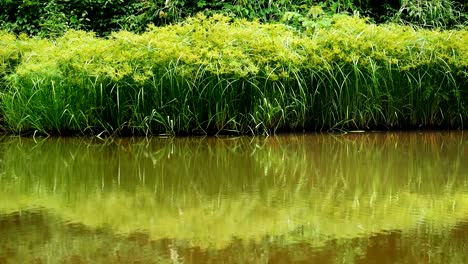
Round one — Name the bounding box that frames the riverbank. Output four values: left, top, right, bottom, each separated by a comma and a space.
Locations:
0, 15, 467, 136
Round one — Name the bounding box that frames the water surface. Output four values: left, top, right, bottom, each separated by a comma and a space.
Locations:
0, 132, 467, 263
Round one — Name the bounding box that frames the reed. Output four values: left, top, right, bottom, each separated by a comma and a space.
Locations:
0, 14, 467, 135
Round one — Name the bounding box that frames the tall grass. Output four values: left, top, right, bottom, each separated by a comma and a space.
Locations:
0, 14, 467, 135
394, 0, 468, 29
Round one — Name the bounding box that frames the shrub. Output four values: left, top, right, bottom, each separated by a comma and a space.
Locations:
1, 15, 467, 135
1, 0, 465, 38
0, 0, 151, 37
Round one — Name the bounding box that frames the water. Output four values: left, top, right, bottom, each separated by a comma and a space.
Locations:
0, 132, 467, 263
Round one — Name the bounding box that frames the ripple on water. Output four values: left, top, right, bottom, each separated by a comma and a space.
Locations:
0, 131, 467, 263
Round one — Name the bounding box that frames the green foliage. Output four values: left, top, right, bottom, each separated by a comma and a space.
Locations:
281, 5, 334, 32
0, 0, 152, 37
0, 1, 466, 37
0, 15, 466, 135
393, 0, 468, 29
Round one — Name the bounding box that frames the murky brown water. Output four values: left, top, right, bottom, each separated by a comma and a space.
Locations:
0, 131, 467, 263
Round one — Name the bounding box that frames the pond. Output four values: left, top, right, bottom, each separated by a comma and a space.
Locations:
0, 132, 467, 263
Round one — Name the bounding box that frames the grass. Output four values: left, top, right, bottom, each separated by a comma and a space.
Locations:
0, 14, 467, 136
394, 0, 468, 29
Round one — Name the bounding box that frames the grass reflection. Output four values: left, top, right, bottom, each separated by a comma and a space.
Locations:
0, 132, 467, 250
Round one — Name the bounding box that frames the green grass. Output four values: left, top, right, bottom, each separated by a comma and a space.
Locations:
0, 14, 467, 136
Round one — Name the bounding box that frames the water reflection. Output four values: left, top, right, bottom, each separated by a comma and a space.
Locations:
0, 132, 467, 263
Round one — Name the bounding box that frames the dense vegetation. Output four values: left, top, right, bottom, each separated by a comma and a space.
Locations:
0, 0, 466, 37
0, 1, 467, 135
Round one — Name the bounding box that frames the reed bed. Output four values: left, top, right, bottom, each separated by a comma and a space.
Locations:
0, 14, 467, 135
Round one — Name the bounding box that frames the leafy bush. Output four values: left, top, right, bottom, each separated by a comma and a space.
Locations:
1, 15, 466, 135
0, 0, 150, 37
1, 0, 465, 38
